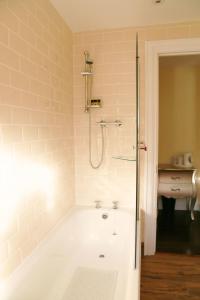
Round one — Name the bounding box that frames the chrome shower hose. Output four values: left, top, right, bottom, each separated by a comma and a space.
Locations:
89, 109, 104, 169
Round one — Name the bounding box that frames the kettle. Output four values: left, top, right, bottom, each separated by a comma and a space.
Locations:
172, 152, 193, 168
183, 152, 193, 168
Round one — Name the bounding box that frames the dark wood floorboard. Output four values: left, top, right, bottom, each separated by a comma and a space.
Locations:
141, 252, 200, 300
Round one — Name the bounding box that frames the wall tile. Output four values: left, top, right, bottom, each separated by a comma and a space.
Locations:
0, 242, 8, 264
0, 44, 20, 70
0, 64, 10, 85
0, 23, 8, 46
0, 4, 19, 33
9, 32, 29, 57
11, 70, 30, 90
7, 0, 29, 26
0, 105, 12, 123
2, 125, 23, 143
0, 0, 74, 280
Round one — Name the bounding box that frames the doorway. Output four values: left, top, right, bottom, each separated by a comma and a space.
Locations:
157, 54, 200, 254
144, 38, 200, 256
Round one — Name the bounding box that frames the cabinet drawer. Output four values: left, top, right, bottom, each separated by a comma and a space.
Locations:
158, 183, 193, 198
159, 172, 192, 184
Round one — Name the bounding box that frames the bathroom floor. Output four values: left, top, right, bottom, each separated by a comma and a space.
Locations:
157, 210, 200, 254
141, 252, 200, 300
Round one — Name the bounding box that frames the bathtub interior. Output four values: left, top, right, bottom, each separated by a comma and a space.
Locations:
2, 206, 138, 300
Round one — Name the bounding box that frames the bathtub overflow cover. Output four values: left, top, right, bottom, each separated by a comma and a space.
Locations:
102, 213, 108, 219
99, 254, 105, 258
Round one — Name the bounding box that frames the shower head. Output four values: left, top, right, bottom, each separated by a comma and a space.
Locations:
84, 51, 93, 65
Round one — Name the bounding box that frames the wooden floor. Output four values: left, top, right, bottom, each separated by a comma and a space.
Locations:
141, 252, 200, 300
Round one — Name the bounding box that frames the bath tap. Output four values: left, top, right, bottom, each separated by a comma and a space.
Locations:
112, 201, 119, 209
94, 200, 102, 209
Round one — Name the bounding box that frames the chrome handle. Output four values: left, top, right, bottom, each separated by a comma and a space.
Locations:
171, 188, 181, 192
138, 142, 147, 151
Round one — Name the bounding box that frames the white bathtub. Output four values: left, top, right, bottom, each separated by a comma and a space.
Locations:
2, 206, 140, 300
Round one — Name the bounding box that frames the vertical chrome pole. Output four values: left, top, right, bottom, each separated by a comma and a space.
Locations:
135, 32, 140, 269
84, 51, 89, 112
84, 74, 89, 112
136, 34, 140, 222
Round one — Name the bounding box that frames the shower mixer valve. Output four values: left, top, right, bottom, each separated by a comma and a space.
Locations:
90, 98, 102, 108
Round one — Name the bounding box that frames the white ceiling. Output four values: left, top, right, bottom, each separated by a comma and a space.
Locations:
50, 0, 200, 32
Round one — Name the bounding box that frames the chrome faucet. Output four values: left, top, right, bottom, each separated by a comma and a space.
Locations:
94, 200, 102, 209
112, 201, 119, 209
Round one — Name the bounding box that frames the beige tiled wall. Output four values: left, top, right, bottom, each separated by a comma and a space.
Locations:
73, 22, 200, 213
0, 0, 74, 279
73, 29, 137, 208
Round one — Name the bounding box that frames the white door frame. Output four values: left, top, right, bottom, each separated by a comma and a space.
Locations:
144, 38, 200, 256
